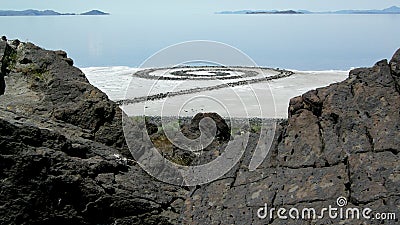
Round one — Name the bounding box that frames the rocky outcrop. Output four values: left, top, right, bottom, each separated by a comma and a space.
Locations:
0, 39, 186, 224
181, 51, 400, 224
1, 38, 399, 224
0, 40, 128, 151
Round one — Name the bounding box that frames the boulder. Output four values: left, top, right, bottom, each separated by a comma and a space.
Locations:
189, 112, 230, 141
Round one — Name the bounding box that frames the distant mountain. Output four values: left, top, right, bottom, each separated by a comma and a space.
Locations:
218, 10, 303, 14
0, 9, 62, 16
217, 6, 400, 15
218, 10, 253, 14
217, 10, 301, 14
246, 10, 302, 14
0, 9, 109, 16
324, 6, 400, 14
382, 6, 400, 13
80, 10, 109, 16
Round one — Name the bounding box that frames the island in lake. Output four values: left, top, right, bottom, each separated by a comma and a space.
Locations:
218, 6, 400, 15
0, 9, 109, 16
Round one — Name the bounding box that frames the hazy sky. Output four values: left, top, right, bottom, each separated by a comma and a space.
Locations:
1, 0, 400, 14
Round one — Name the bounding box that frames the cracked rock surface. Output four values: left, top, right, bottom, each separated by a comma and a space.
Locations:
1, 39, 399, 224
0, 40, 187, 225
181, 50, 400, 224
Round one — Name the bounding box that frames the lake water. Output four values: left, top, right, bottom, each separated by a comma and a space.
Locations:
1, 13, 400, 70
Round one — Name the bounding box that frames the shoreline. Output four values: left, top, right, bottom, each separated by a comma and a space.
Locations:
83, 66, 349, 118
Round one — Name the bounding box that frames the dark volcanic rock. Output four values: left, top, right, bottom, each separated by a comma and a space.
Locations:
0, 39, 15, 95
181, 49, 400, 224
189, 112, 231, 141
178, 113, 231, 165
0, 40, 187, 225
179, 112, 230, 145
1, 40, 126, 151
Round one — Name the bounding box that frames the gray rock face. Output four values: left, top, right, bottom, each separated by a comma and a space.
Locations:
1, 40, 125, 151
0, 40, 187, 224
181, 50, 400, 224
0, 38, 399, 224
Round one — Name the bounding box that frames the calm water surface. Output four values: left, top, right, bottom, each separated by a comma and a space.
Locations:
1, 12, 399, 70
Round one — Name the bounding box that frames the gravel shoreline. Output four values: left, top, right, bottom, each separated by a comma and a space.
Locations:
142, 115, 286, 128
